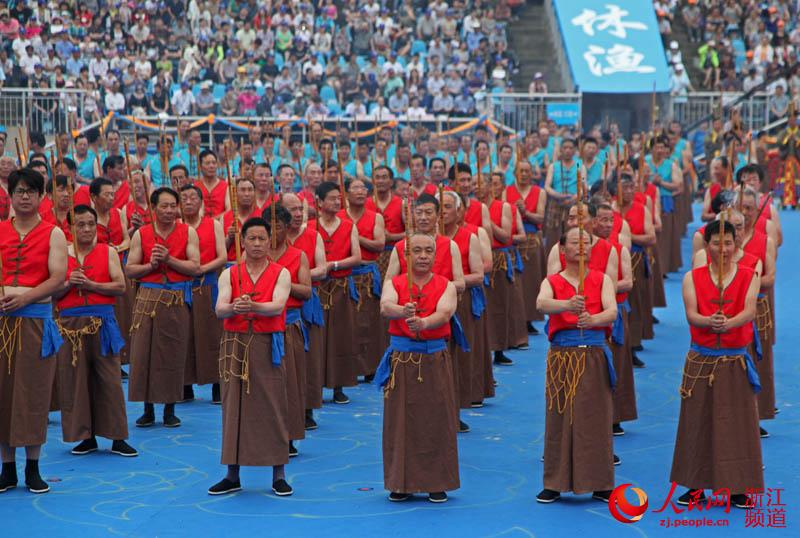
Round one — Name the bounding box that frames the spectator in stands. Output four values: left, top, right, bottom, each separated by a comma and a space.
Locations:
743, 67, 764, 92
770, 83, 790, 122
682, 0, 703, 43
104, 80, 126, 114
171, 81, 196, 116
699, 39, 721, 89
529, 72, 548, 94
220, 88, 239, 116
670, 64, 694, 100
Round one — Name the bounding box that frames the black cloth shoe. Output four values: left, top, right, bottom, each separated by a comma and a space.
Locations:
760, 427, 769, 438
613, 454, 621, 465
536, 489, 560, 503
652, 315, 660, 324
208, 478, 241, 496
388, 492, 411, 502
632, 345, 644, 352
632, 353, 645, 368
612, 423, 625, 436
305, 411, 318, 430
458, 420, 470, 433
0, 462, 17, 493
333, 390, 350, 404
120, 367, 128, 380
289, 441, 298, 458
71, 437, 98, 455
364, 374, 375, 383
180, 385, 195, 403
677, 489, 705, 506
25, 460, 49, 494
111, 440, 138, 457
163, 414, 181, 428
428, 491, 448, 503
514, 343, 530, 350
493, 351, 513, 365
211, 383, 221, 405
593, 490, 612, 502
731, 494, 753, 509
470, 401, 484, 408
272, 478, 293, 496
527, 322, 540, 335
136, 403, 155, 427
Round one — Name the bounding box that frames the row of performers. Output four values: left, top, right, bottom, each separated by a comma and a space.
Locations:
0, 152, 777, 506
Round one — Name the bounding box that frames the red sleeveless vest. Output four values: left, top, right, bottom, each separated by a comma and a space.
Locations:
223, 261, 286, 333
388, 273, 451, 340
194, 216, 218, 265
0, 219, 55, 287
395, 234, 454, 281
366, 194, 404, 245
489, 199, 511, 248
690, 265, 754, 348
222, 207, 259, 261
58, 243, 115, 308
138, 223, 192, 283
195, 179, 228, 218
339, 208, 379, 262
452, 224, 477, 275
622, 201, 646, 236
275, 245, 303, 309
319, 217, 354, 278
546, 269, 610, 339
96, 208, 124, 246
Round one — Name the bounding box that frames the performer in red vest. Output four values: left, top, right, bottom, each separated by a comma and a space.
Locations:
670, 219, 762, 508
283, 193, 328, 430
125, 188, 200, 428
265, 203, 312, 458
315, 181, 361, 404
221, 177, 259, 263
341, 178, 386, 380
365, 165, 405, 279
208, 217, 294, 497
90, 177, 130, 254
179, 185, 227, 404
377, 232, 459, 503
0, 168, 68, 494
535, 227, 617, 504
53, 204, 136, 458
195, 150, 230, 218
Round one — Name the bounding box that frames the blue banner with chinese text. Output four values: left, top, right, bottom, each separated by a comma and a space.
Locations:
553, 1, 670, 93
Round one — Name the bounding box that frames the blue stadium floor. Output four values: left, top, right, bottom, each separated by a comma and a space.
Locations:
2, 204, 797, 537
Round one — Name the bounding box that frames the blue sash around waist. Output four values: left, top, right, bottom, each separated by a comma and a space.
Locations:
285, 308, 309, 352
374, 335, 448, 389
0, 303, 63, 358
470, 286, 486, 319
271, 332, 285, 365
346, 275, 359, 303
383, 243, 395, 252
301, 287, 325, 327
193, 271, 219, 309
752, 292, 767, 360
610, 300, 630, 346
523, 222, 540, 233
494, 247, 514, 282
451, 313, 469, 352
551, 329, 616, 390
661, 194, 675, 214
140, 281, 193, 307
59, 305, 126, 357
351, 262, 382, 297
512, 246, 524, 273
689, 342, 760, 393
630, 244, 651, 278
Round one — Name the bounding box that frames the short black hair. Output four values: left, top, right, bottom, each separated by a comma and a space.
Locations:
704, 218, 736, 242
429, 157, 446, 169
170, 164, 189, 176
102, 154, 125, 173
373, 165, 394, 178
198, 149, 216, 163
179, 184, 203, 200
8, 168, 45, 196
276, 163, 295, 176
241, 216, 271, 237
736, 163, 763, 184
448, 162, 472, 180
70, 204, 98, 224
415, 193, 439, 212
29, 131, 46, 148
89, 177, 113, 196
46, 175, 71, 193
150, 187, 179, 206
261, 203, 291, 226
315, 181, 340, 201
60, 157, 77, 171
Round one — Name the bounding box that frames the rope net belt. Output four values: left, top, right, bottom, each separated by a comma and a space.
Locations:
354, 272, 376, 311
489, 250, 509, 288
383, 351, 424, 398
130, 288, 184, 334
318, 278, 347, 311
545, 347, 587, 424
520, 232, 541, 261
756, 295, 773, 341
219, 331, 255, 394
679, 351, 747, 399
56, 317, 102, 367
0, 317, 22, 374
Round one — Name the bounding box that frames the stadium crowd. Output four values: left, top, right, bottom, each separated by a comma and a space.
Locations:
0, 0, 523, 129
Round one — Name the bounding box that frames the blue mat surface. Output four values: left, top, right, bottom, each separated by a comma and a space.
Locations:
2, 204, 797, 537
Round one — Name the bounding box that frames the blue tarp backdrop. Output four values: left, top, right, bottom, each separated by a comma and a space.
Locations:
553, 1, 671, 93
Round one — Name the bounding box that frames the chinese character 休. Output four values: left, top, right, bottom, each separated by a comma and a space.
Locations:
571, 5, 648, 39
